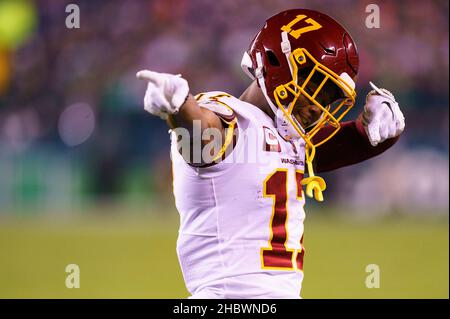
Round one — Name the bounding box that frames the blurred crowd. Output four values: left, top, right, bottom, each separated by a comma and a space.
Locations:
0, 0, 448, 214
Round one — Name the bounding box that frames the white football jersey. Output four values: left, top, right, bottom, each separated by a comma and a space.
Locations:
170, 92, 307, 299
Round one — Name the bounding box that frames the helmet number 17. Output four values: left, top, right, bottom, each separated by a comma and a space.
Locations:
281, 15, 323, 39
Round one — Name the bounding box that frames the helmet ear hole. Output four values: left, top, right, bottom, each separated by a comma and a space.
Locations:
266, 50, 280, 67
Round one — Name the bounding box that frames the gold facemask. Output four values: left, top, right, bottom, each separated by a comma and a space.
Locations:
273, 48, 357, 201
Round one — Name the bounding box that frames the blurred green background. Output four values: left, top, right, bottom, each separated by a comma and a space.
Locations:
0, 207, 448, 299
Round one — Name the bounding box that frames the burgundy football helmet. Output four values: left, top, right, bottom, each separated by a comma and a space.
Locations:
241, 9, 359, 201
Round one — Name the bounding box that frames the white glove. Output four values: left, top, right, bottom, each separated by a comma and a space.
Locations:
136, 70, 189, 120
361, 82, 405, 146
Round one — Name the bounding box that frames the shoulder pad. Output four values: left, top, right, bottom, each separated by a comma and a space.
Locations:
195, 92, 236, 124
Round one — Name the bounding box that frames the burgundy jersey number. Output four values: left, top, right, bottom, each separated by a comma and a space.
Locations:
261, 169, 305, 271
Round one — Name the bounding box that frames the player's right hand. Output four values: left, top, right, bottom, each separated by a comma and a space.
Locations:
136, 70, 190, 120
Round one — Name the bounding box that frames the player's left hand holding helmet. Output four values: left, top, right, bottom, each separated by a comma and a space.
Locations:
360, 82, 405, 146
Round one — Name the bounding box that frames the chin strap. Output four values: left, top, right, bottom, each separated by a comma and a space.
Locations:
255, 52, 279, 117
256, 35, 327, 202
301, 144, 327, 202
281, 32, 294, 79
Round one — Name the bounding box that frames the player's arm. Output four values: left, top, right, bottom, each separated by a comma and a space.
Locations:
313, 83, 405, 173
136, 70, 225, 165
165, 95, 222, 132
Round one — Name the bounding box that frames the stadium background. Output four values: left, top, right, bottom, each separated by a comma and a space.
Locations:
0, 0, 448, 298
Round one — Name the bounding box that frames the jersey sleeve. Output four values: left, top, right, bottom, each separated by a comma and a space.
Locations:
313, 118, 400, 173
195, 92, 237, 125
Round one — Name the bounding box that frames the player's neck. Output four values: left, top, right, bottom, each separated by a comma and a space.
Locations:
239, 81, 275, 119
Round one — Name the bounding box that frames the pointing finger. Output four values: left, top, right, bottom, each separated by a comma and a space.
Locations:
136, 70, 163, 85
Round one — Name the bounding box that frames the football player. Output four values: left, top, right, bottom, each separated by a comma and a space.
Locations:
137, 9, 405, 298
